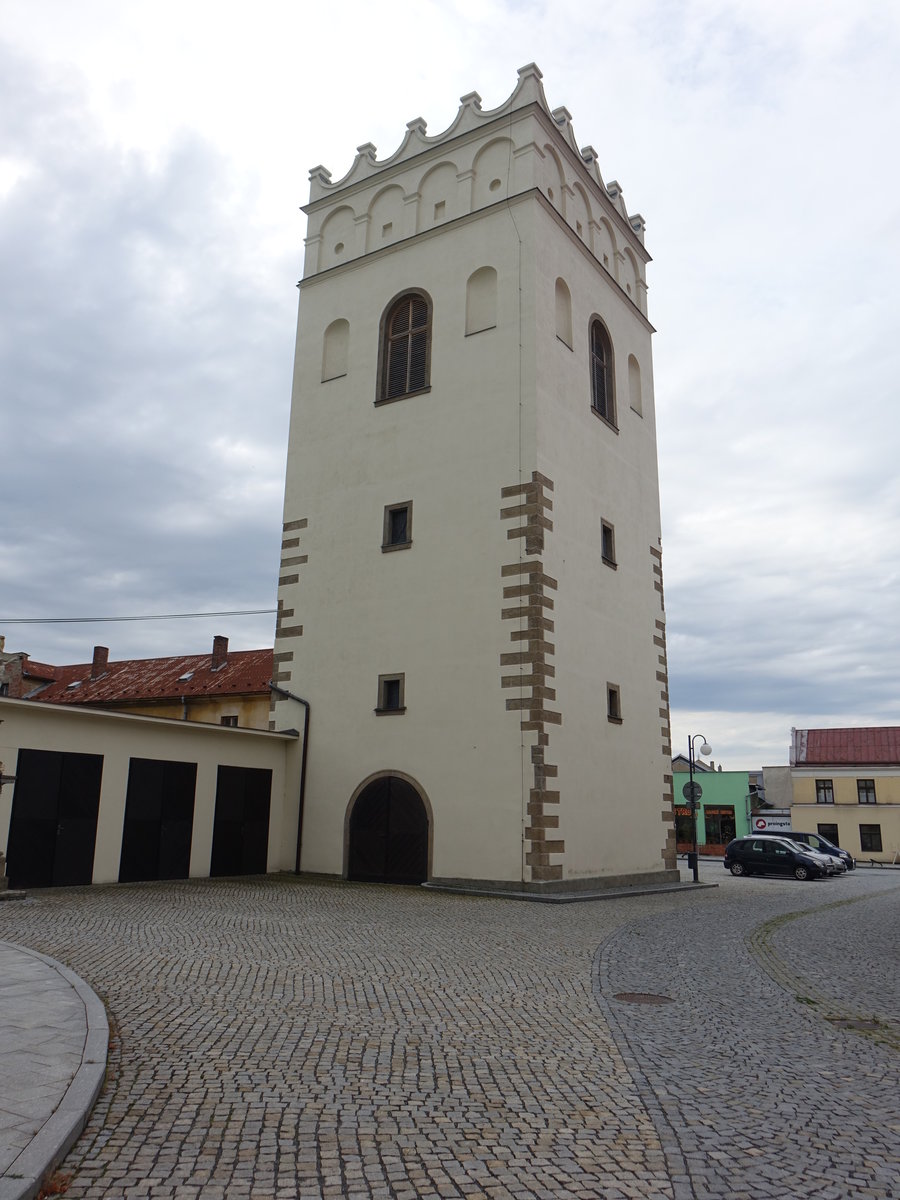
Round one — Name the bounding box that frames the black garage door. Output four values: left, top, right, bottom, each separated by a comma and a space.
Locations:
7, 749, 103, 888
347, 775, 428, 884
119, 757, 197, 883
209, 765, 272, 876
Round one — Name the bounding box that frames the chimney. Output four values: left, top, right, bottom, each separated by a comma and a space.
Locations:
91, 646, 109, 680
211, 635, 228, 671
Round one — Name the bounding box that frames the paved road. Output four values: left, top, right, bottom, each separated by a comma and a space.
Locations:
0, 863, 897, 1199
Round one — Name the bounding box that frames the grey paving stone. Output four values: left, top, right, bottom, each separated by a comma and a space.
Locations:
0, 866, 896, 1198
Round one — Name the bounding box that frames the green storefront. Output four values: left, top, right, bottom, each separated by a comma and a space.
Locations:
674, 770, 755, 855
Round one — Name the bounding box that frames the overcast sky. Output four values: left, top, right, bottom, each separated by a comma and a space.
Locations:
2, 0, 898, 768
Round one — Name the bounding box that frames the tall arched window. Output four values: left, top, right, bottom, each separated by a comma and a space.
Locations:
590, 319, 616, 427
380, 292, 431, 402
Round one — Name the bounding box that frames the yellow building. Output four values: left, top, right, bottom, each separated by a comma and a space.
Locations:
790, 727, 900, 863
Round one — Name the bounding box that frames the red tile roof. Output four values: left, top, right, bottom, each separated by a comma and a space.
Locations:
793, 727, 900, 767
31, 648, 273, 707
21, 659, 58, 681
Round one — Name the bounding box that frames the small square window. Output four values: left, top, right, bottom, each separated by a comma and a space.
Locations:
815, 779, 834, 804
601, 520, 617, 568
220, 715, 238, 727
376, 673, 405, 714
817, 823, 839, 843
857, 778, 876, 804
607, 683, 622, 723
859, 823, 882, 852
382, 502, 412, 551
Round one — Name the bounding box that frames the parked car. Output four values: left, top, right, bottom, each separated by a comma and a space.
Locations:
755, 830, 855, 870
723, 836, 836, 881
769, 836, 846, 873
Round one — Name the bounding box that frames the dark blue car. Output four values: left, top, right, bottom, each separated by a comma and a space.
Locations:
754, 831, 854, 870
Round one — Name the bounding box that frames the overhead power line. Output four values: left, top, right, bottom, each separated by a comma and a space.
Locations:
0, 609, 277, 625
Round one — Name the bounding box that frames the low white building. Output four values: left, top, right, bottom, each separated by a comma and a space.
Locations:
271, 65, 675, 891
0, 698, 300, 888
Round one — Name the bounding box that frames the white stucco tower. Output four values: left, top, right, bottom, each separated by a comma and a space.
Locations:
272, 65, 675, 890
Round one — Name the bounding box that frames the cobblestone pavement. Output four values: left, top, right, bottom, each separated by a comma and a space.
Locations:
0, 864, 897, 1199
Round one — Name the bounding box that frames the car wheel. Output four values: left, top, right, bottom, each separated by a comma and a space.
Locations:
794, 865, 811, 881
730, 862, 745, 876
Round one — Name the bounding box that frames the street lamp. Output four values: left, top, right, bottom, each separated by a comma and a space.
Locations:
687, 733, 712, 883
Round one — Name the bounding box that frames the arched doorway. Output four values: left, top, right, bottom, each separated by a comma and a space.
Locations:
347, 775, 429, 884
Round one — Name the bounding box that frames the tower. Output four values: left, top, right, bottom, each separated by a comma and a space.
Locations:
272, 65, 675, 890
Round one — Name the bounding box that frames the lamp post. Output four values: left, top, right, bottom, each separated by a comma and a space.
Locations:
688, 733, 712, 883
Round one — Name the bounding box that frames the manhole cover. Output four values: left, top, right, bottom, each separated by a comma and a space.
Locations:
613, 992, 674, 1005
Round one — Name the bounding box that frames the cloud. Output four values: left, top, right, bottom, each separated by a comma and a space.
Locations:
1, 2, 899, 767
0, 42, 290, 658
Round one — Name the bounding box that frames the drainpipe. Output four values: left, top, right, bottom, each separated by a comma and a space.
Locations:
268, 682, 310, 875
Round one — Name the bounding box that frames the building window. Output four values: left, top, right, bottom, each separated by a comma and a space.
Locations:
607, 683, 622, 723
817, 823, 839, 844
382, 502, 412, 552
674, 806, 693, 846
857, 778, 876, 804
601, 520, 617, 567
859, 824, 882, 853
378, 292, 431, 403
590, 319, 616, 428
815, 779, 834, 804
376, 673, 405, 714
220, 715, 239, 727
704, 806, 736, 846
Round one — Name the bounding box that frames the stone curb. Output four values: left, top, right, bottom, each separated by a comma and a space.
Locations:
422, 880, 717, 903
0, 943, 109, 1200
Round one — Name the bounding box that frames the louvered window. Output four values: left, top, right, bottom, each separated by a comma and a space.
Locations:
590, 319, 616, 427
382, 293, 431, 401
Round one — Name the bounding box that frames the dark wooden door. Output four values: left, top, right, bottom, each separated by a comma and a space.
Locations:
348, 776, 428, 884
209, 765, 272, 876
7, 749, 103, 888
119, 758, 197, 883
